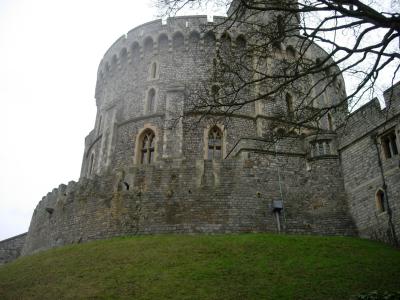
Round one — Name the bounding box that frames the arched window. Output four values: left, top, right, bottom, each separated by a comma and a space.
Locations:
381, 130, 398, 159
144, 37, 154, 53
158, 34, 169, 52
119, 48, 128, 64
140, 129, 155, 164
189, 31, 200, 47
147, 88, 156, 113
204, 31, 216, 49
220, 32, 231, 53
208, 126, 223, 160
376, 189, 386, 213
173, 32, 184, 50
131, 42, 140, 61
286, 93, 294, 118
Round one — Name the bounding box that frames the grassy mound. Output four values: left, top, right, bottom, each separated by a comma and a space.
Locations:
0, 234, 399, 299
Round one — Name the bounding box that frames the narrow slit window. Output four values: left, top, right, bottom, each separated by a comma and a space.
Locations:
286, 93, 294, 118
328, 114, 333, 131
151, 62, 157, 79
88, 153, 95, 176
376, 189, 386, 212
147, 89, 156, 113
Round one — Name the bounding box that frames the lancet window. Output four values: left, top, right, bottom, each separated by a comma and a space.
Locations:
140, 129, 155, 164
208, 126, 223, 160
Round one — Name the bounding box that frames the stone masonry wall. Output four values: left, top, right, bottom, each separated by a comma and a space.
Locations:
339, 84, 400, 245
0, 233, 27, 265
22, 154, 356, 256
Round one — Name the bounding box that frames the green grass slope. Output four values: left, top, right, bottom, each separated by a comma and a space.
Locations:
0, 234, 399, 300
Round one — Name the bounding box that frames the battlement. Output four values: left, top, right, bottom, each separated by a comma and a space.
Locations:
338, 83, 400, 150
97, 15, 232, 80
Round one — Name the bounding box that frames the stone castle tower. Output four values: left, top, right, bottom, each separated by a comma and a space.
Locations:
0, 1, 399, 263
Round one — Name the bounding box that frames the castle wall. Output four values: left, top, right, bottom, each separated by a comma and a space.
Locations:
339, 85, 400, 244
0, 233, 27, 265
16, 14, 358, 259
80, 15, 346, 178
22, 152, 356, 256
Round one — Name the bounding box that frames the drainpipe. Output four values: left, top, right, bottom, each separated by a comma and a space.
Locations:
371, 134, 398, 246
275, 142, 287, 232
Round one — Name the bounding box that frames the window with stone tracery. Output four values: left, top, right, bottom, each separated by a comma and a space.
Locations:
208, 126, 223, 160
310, 140, 332, 157
140, 129, 155, 164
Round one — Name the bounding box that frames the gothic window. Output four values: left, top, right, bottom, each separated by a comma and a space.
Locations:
147, 88, 156, 113
140, 129, 155, 164
310, 140, 332, 157
208, 126, 223, 160
381, 130, 398, 159
376, 189, 386, 213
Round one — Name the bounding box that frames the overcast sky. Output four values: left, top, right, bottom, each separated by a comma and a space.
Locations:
0, 0, 162, 240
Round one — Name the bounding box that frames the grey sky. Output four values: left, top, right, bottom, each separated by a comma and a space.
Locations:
0, 0, 158, 240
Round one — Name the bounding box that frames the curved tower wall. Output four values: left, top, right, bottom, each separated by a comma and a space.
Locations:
21, 16, 355, 256
81, 15, 347, 179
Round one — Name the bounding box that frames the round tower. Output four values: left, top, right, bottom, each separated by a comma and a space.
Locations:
21, 12, 353, 256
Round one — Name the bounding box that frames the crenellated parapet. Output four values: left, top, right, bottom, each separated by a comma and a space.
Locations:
94, 16, 251, 99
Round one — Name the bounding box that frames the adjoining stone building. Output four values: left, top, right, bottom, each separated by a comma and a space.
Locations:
1, 1, 399, 263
